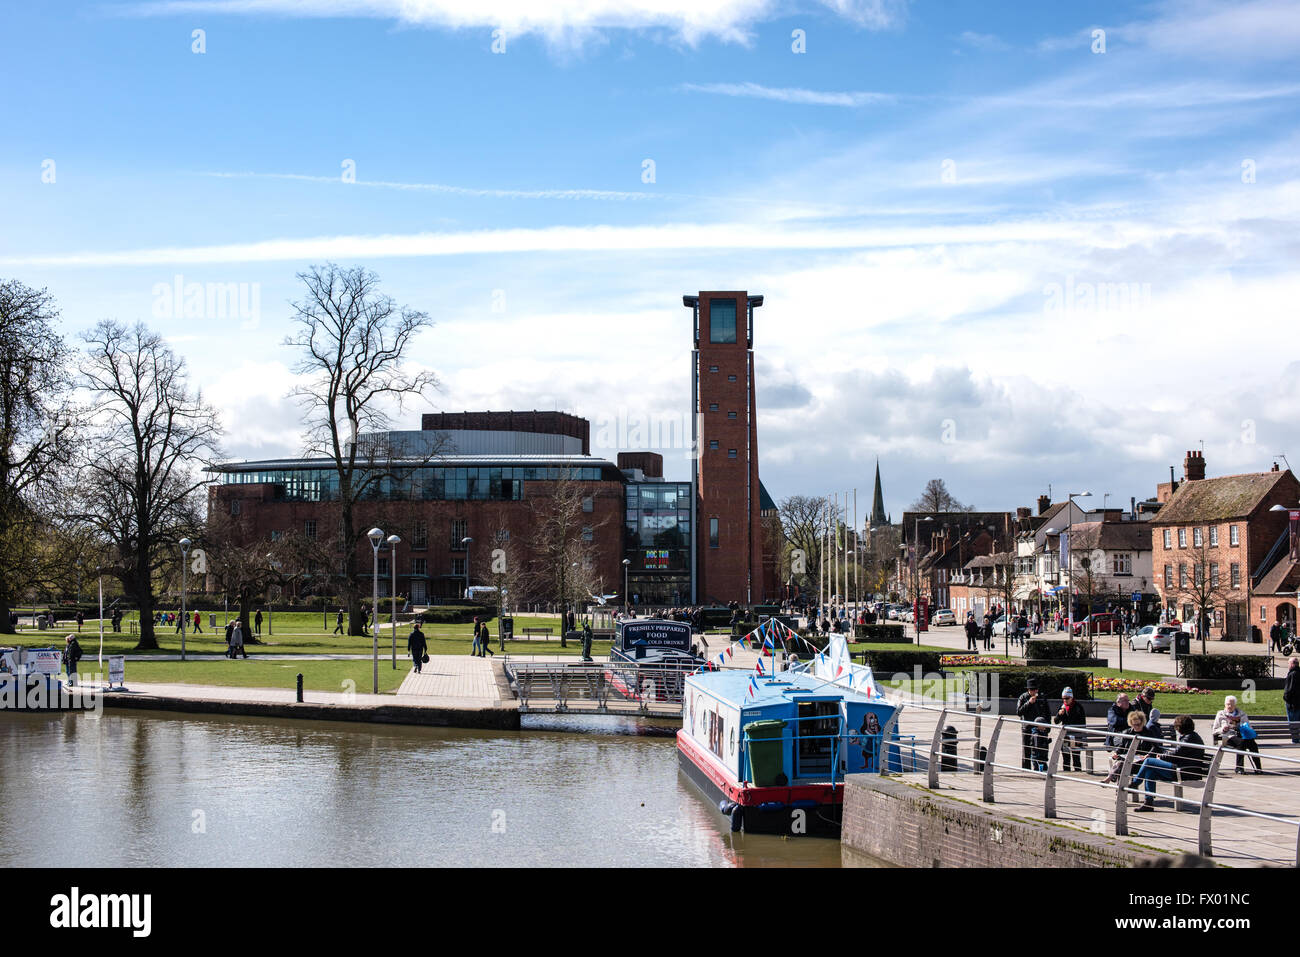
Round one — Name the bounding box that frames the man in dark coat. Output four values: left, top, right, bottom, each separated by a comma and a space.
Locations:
1053, 686, 1087, 772
1106, 692, 1134, 747
406, 622, 428, 673
224, 619, 235, 657
1016, 678, 1052, 769
964, 614, 980, 652
981, 614, 993, 651
63, 635, 83, 686
1285, 656, 1300, 744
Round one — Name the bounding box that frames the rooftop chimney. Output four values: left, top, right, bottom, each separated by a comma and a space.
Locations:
1037, 495, 1051, 515
1273, 462, 1281, 472
1184, 450, 1206, 482
1016, 506, 1031, 520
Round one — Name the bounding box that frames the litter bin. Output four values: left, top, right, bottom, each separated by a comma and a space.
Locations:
209, 613, 216, 629
941, 725, 958, 772
37, 616, 48, 631
745, 719, 787, 786
499, 616, 514, 641
1173, 632, 1190, 660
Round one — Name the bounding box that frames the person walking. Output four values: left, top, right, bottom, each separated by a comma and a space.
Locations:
981, 613, 993, 652
470, 616, 483, 656
479, 618, 495, 657
1212, 695, 1262, 773
1284, 657, 1300, 745
333, 608, 345, 635
254, 609, 263, 636
193, 610, 202, 634
224, 618, 234, 656
175, 611, 185, 634
230, 618, 247, 659
407, 621, 428, 674
75, 611, 84, 633
63, 634, 83, 687
964, 613, 980, 652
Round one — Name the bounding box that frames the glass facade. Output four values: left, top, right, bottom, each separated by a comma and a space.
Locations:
219, 465, 605, 502
625, 481, 692, 605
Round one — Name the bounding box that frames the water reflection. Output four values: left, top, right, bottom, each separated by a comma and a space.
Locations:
0, 711, 884, 867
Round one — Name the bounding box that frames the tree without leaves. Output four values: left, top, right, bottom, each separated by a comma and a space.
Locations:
75, 321, 221, 650
0, 281, 80, 633
284, 264, 438, 637
1168, 541, 1234, 655
910, 478, 970, 513
778, 495, 832, 603
524, 473, 611, 646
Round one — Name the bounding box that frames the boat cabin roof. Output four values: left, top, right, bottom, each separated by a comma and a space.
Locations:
687, 667, 882, 710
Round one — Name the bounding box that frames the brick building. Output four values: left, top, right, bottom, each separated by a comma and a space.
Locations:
686, 291, 778, 604
1149, 453, 1300, 639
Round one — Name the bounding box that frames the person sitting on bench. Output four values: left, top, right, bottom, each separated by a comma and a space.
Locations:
1130, 714, 1206, 812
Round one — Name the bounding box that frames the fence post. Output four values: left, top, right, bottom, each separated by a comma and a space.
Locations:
927, 708, 948, 789
879, 706, 903, 775
1043, 725, 1067, 819
1198, 743, 1228, 857
983, 717, 1005, 803
1114, 737, 1140, 836
972, 714, 982, 773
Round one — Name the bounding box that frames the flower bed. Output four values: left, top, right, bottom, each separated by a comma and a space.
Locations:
1088, 676, 1212, 695
940, 655, 1017, 667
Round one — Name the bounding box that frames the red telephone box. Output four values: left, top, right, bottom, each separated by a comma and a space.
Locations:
915, 596, 930, 632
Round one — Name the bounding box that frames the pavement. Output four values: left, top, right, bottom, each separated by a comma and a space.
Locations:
888, 702, 1300, 868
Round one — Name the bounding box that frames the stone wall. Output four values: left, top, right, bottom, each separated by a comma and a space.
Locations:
842, 775, 1170, 868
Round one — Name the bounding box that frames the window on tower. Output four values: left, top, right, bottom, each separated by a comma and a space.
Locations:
709, 299, 737, 343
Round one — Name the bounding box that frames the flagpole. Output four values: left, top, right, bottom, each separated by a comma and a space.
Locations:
853, 488, 859, 619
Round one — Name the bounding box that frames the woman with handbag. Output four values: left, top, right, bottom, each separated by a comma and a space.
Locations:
407, 622, 428, 674
1211, 695, 1262, 774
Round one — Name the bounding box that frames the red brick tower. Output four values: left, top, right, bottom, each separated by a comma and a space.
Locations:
686, 291, 765, 605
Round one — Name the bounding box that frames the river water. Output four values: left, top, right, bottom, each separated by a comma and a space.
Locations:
0, 710, 885, 867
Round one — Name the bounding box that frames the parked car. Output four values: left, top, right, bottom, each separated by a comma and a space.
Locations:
1129, 624, 1179, 653
1072, 612, 1122, 637
930, 608, 956, 626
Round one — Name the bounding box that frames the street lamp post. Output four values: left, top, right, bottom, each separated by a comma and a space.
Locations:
96, 565, 104, 668
461, 537, 473, 599
368, 527, 384, 694
913, 516, 932, 644
622, 558, 631, 614
1066, 492, 1092, 639
179, 538, 191, 661
388, 534, 401, 669
265, 554, 280, 637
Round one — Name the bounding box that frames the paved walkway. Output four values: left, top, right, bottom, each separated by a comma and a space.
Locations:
397, 655, 510, 708
888, 698, 1300, 867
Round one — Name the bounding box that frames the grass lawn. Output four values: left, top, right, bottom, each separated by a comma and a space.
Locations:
850, 643, 952, 654
4, 611, 587, 657
95, 658, 412, 694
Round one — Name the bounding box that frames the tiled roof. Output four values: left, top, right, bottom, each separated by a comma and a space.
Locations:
1067, 521, 1152, 552
1152, 471, 1291, 525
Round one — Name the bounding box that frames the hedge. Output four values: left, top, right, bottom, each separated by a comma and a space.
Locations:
1179, 654, 1273, 680
1023, 639, 1094, 660
854, 623, 908, 643
858, 650, 944, 675
962, 667, 1093, 701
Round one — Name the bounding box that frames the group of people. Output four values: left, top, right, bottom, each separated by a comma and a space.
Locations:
1012, 678, 1286, 812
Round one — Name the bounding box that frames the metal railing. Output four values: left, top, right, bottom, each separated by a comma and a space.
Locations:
505, 659, 703, 715
884, 699, 1300, 866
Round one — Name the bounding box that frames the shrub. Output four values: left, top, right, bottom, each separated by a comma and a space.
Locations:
1179, 654, 1273, 680
962, 667, 1093, 701
854, 623, 908, 642
1024, 639, 1094, 660
858, 650, 944, 675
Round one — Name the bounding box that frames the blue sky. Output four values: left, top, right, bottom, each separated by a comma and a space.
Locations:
3, 0, 1299, 518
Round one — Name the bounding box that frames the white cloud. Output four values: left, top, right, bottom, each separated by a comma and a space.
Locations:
681, 82, 897, 107
120, 0, 907, 45
203, 171, 662, 202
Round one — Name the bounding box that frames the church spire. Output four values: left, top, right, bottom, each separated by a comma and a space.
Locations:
870, 458, 888, 527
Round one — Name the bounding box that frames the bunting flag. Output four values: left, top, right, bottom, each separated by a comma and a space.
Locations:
747, 676, 759, 699
762, 636, 774, 651
726, 645, 734, 659
835, 663, 845, 678
755, 659, 765, 675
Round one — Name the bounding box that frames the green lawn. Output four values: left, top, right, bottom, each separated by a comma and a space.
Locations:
4, 611, 591, 657
90, 658, 412, 694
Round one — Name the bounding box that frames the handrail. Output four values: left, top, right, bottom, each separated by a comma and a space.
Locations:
883, 698, 1300, 865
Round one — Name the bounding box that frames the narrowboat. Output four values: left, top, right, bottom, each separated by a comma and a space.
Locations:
676, 637, 903, 836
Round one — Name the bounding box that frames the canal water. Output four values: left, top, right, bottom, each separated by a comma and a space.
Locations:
0, 710, 886, 867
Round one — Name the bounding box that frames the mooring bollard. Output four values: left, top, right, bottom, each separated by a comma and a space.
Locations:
296, 673, 303, 703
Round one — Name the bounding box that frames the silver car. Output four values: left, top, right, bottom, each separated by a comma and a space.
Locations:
1129, 625, 1178, 653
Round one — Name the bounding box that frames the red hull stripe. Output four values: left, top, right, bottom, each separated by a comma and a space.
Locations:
675, 730, 845, 808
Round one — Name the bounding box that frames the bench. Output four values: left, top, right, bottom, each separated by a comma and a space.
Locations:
1172, 769, 1206, 811
521, 627, 554, 640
